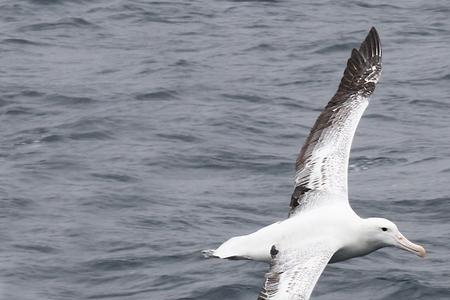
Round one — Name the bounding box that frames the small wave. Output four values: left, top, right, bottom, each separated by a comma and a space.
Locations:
19, 17, 98, 32
83, 256, 151, 272
21, 90, 45, 97
0, 98, 13, 108
422, 5, 450, 13
390, 197, 448, 209
28, 0, 78, 4
314, 42, 355, 54
165, 151, 290, 175
4, 106, 34, 115
440, 73, 450, 80
441, 167, 450, 173
87, 290, 152, 300
353, 2, 401, 9
40, 159, 81, 170
171, 59, 191, 66
1, 90, 44, 101
133, 12, 178, 25
131, 218, 166, 229
1, 38, 48, 46
379, 273, 449, 299
245, 23, 271, 29
90, 173, 137, 183
156, 133, 201, 143
10, 126, 48, 137
221, 93, 269, 103
275, 79, 314, 88
96, 68, 120, 75
277, 96, 311, 109
406, 156, 438, 166
400, 29, 434, 37
370, 197, 449, 220
57, 116, 118, 131
245, 43, 277, 52
14, 244, 57, 254
349, 156, 407, 171
228, 0, 281, 2
46, 94, 94, 105
40, 134, 64, 143
69, 131, 114, 141
409, 99, 450, 110
106, 243, 148, 253
365, 113, 398, 122
135, 90, 179, 101
1, 197, 35, 209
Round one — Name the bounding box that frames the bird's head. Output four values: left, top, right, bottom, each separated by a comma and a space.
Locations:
363, 217, 426, 258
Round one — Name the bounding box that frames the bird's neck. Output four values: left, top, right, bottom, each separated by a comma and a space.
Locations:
330, 218, 384, 263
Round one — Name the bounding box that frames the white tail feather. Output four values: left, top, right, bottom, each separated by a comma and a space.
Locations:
201, 249, 217, 258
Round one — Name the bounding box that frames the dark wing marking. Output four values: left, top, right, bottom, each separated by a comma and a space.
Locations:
289, 27, 382, 216
257, 242, 337, 300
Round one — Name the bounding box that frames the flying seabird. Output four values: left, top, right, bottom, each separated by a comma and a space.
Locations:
203, 27, 425, 300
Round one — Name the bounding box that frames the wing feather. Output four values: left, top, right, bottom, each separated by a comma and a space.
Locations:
289, 27, 382, 216
257, 242, 337, 300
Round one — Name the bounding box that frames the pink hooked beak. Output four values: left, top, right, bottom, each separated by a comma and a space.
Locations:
395, 234, 426, 257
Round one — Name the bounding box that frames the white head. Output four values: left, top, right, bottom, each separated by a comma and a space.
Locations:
362, 217, 426, 257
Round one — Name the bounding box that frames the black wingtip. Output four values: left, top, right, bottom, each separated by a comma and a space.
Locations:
359, 27, 382, 60
334, 27, 382, 97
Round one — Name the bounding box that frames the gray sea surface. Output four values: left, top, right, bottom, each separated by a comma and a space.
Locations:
1, 0, 450, 299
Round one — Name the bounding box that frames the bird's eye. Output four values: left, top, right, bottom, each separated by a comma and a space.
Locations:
381, 227, 388, 232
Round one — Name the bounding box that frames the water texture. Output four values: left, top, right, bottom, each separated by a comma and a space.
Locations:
1, 0, 449, 299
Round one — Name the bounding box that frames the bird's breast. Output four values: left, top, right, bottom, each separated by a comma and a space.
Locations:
329, 241, 380, 263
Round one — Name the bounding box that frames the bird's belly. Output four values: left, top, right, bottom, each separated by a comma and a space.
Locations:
329, 245, 377, 263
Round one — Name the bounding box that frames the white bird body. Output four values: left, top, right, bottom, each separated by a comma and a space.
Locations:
214, 203, 358, 262
203, 28, 425, 300
213, 202, 391, 265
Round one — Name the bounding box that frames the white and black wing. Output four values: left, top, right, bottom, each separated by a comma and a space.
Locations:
289, 27, 382, 216
258, 242, 338, 300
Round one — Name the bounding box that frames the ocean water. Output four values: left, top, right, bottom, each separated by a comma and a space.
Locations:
1, 0, 449, 299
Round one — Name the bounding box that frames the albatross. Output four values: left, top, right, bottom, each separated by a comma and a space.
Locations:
202, 27, 425, 300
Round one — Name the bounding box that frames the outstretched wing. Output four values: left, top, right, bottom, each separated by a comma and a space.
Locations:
257, 242, 338, 300
289, 27, 382, 216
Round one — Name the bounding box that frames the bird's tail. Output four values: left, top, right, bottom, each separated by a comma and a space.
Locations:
201, 249, 218, 258
202, 235, 257, 260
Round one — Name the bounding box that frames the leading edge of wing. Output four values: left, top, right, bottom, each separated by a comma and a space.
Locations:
289, 27, 382, 216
